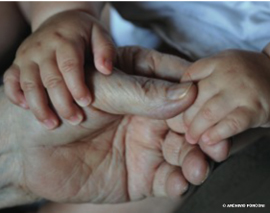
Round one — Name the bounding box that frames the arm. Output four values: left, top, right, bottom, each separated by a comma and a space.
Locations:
30, 2, 105, 31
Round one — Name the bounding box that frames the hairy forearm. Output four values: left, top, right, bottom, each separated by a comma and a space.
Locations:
21, 2, 105, 31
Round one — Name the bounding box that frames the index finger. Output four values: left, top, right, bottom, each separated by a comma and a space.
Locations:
56, 42, 92, 107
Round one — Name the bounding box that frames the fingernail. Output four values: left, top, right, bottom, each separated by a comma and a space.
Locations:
201, 164, 211, 184
43, 119, 57, 130
185, 133, 197, 144
167, 83, 192, 101
202, 134, 217, 145
20, 102, 28, 109
104, 60, 112, 74
201, 134, 210, 144
77, 96, 91, 107
68, 114, 83, 125
182, 183, 189, 194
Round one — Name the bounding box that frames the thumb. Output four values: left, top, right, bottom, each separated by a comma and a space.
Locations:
90, 68, 197, 119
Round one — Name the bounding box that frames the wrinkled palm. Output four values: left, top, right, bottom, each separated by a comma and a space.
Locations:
17, 47, 223, 204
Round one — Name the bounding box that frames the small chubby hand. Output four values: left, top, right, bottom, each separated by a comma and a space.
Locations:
181, 49, 270, 145
4, 10, 115, 129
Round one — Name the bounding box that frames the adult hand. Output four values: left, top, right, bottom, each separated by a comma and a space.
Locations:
1, 47, 229, 208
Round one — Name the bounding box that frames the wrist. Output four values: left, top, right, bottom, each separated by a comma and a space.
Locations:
31, 2, 105, 31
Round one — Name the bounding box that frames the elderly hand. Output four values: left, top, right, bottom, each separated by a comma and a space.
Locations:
1, 47, 230, 208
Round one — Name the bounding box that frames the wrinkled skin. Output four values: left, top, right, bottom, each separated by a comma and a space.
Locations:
10, 47, 230, 205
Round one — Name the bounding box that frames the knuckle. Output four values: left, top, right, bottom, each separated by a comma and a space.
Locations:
51, 31, 69, 44
201, 107, 216, 121
137, 78, 163, 103
52, 32, 64, 40
140, 78, 155, 95
43, 76, 63, 89
21, 80, 38, 92
59, 59, 79, 74
16, 46, 27, 58
146, 51, 162, 71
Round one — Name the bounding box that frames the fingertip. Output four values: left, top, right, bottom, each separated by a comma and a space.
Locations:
3, 76, 29, 109
42, 118, 59, 130
19, 100, 29, 109
204, 131, 221, 145
201, 133, 219, 145
76, 95, 92, 107
9, 91, 29, 109
32, 106, 59, 130
199, 139, 231, 162
104, 59, 113, 74
96, 58, 113, 75
185, 132, 198, 144
67, 112, 84, 126
182, 149, 209, 185
166, 170, 189, 197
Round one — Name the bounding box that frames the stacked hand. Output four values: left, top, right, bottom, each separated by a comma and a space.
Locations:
180, 50, 270, 145
4, 47, 230, 208
4, 10, 116, 129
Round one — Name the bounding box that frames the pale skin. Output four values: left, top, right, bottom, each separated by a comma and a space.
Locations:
37, 128, 269, 213
4, 2, 116, 129
0, 3, 225, 212
181, 49, 270, 146
3, 1, 266, 211
35, 48, 270, 213
0, 47, 231, 209
5, 2, 270, 150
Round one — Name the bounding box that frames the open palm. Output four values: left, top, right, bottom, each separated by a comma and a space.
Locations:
16, 47, 229, 204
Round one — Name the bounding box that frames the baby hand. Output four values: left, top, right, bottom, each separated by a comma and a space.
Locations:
181, 50, 270, 145
4, 10, 115, 129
